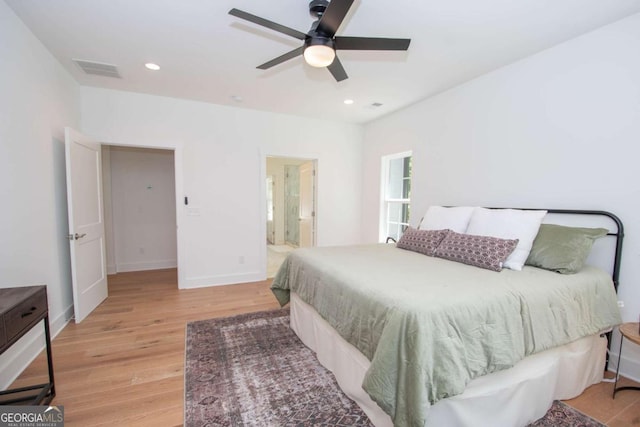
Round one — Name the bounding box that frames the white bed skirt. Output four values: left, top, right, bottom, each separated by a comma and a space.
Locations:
290, 292, 606, 427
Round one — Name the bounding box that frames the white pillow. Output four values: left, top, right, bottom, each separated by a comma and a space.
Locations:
419, 206, 475, 233
465, 208, 547, 271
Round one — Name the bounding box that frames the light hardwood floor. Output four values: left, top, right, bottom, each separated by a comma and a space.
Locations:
10, 268, 640, 426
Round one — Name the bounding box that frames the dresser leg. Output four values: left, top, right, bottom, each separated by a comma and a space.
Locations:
44, 316, 56, 403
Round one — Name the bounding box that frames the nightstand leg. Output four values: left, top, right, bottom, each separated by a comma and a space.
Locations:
613, 334, 624, 399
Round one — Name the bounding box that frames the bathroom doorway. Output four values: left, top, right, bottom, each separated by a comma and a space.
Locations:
266, 156, 317, 277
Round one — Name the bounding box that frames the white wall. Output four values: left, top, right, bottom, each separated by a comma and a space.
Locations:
80, 87, 363, 288
109, 146, 177, 272
0, 1, 79, 388
362, 13, 640, 380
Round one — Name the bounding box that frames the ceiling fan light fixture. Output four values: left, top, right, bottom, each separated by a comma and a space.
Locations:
303, 38, 335, 68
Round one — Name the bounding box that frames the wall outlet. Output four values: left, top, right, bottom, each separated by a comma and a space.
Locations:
617, 300, 624, 308
239, 256, 245, 265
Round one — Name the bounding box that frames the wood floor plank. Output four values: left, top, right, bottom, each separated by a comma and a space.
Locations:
564, 373, 640, 425
8, 268, 639, 426
607, 400, 640, 426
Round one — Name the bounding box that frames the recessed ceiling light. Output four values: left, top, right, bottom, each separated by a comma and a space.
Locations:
145, 63, 160, 71
231, 95, 243, 103
344, 99, 354, 105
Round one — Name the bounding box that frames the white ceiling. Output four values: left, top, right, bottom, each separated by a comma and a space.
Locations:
6, 0, 640, 124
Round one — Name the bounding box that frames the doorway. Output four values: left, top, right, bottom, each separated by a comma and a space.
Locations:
64, 127, 183, 322
266, 156, 317, 278
102, 146, 178, 280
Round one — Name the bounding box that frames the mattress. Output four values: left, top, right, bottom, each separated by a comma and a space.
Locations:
271, 244, 621, 427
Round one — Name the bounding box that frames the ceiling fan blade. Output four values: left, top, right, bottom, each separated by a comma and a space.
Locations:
229, 8, 307, 40
316, 0, 355, 37
327, 55, 348, 82
335, 36, 411, 51
257, 46, 304, 70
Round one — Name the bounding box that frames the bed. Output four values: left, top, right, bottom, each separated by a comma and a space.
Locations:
271, 208, 623, 427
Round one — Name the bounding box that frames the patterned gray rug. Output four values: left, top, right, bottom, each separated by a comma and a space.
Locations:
184, 309, 604, 427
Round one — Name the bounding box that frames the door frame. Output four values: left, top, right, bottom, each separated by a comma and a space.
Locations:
98, 141, 185, 288
266, 175, 276, 245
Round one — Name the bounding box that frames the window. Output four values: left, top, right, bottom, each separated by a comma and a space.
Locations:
381, 152, 412, 241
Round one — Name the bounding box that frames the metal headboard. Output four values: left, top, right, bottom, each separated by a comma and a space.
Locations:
419, 207, 624, 292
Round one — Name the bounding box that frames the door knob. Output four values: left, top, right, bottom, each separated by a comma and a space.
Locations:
68, 233, 87, 241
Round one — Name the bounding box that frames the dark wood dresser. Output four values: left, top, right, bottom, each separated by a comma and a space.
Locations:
0, 285, 55, 405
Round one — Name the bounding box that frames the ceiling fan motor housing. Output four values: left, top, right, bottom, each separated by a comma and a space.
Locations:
304, 35, 335, 50
309, 0, 329, 19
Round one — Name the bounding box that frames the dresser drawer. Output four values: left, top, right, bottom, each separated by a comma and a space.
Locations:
4, 288, 47, 340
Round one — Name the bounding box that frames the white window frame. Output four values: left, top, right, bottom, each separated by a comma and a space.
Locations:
379, 151, 412, 242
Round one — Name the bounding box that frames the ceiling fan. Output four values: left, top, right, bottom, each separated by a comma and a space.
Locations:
229, 0, 411, 82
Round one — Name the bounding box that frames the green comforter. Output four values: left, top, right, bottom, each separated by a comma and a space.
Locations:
271, 244, 621, 427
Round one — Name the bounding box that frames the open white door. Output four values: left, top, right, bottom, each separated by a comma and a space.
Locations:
65, 127, 108, 323
299, 161, 315, 248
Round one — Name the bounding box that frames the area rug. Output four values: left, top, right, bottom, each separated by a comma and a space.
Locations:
184, 309, 605, 427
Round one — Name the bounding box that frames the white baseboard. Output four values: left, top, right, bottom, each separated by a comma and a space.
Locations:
607, 348, 640, 383
115, 259, 177, 273
107, 264, 117, 275
0, 303, 73, 390
181, 271, 264, 289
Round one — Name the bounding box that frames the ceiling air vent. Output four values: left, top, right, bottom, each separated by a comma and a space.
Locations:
73, 59, 121, 78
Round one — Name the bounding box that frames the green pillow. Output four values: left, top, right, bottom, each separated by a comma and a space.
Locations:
525, 224, 608, 274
